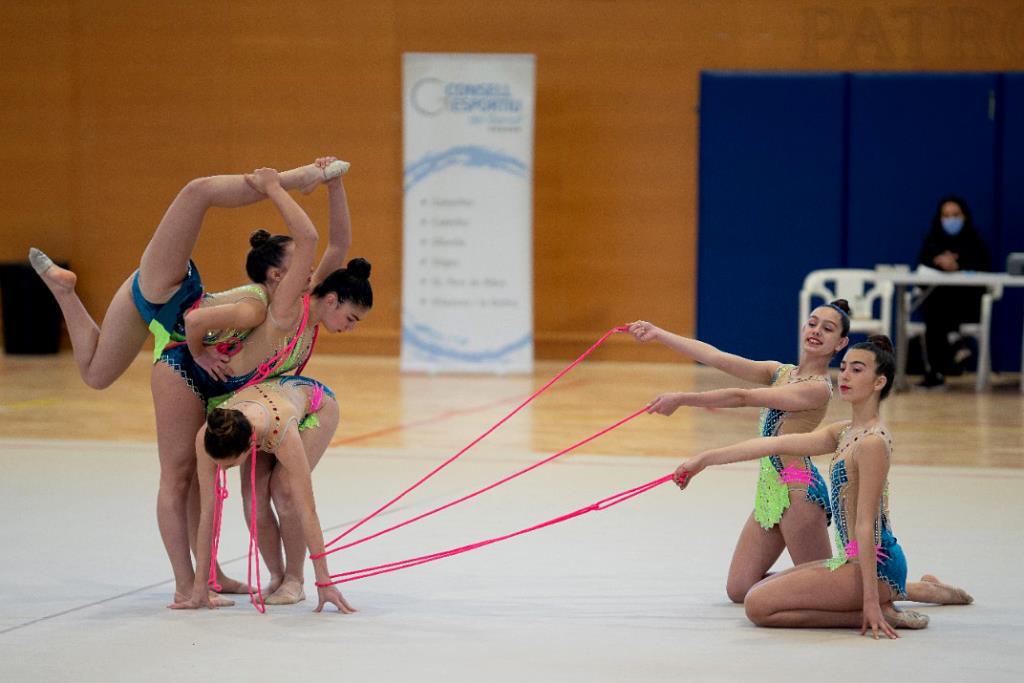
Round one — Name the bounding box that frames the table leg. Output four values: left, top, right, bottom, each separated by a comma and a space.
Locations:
895, 283, 909, 392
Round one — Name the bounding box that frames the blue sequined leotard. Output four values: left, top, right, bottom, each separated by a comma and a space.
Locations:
753, 364, 833, 529
825, 425, 907, 599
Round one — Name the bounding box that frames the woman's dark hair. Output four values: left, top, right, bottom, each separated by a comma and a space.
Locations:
826, 298, 852, 337
312, 257, 373, 308
929, 195, 976, 236
204, 408, 253, 459
850, 334, 895, 400
246, 229, 293, 283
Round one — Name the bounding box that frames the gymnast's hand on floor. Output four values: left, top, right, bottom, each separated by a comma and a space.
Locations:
195, 346, 233, 382
315, 585, 358, 614
861, 601, 898, 640
627, 320, 661, 343
647, 392, 686, 416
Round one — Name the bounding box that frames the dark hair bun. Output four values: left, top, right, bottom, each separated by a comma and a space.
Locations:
249, 229, 271, 249
867, 334, 894, 354
347, 257, 372, 281
830, 299, 851, 316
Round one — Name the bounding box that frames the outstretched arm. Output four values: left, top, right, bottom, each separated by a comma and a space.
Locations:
311, 156, 352, 289
170, 431, 219, 610
250, 168, 319, 324
276, 430, 356, 614
648, 380, 831, 416
628, 321, 780, 385
853, 436, 898, 640
673, 422, 843, 487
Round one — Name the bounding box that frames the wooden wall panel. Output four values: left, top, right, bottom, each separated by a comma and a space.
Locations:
2, 0, 1022, 360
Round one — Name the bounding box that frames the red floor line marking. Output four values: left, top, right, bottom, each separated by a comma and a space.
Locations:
329, 378, 588, 447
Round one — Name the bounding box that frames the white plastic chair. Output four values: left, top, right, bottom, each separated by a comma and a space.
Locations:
904, 284, 1003, 391
798, 269, 894, 357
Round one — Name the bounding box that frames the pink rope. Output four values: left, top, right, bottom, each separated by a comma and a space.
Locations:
312, 405, 648, 559
308, 382, 325, 413
293, 325, 319, 377
237, 293, 313, 395
317, 472, 683, 586
206, 466, 229, 592
321, 325, 630, 551
246, 437, 267, 613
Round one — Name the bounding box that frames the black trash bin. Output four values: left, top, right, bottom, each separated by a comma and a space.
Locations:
0, 261, 65, 354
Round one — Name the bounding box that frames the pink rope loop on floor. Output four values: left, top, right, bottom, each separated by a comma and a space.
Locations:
316, 472, 678, 586
321, 325, 631, 552
246, 438, 266, 613
206, 465, 228, 592
312, 404, 649, 559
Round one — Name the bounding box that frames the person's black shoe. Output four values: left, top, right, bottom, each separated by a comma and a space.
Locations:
917, 372, 947, 390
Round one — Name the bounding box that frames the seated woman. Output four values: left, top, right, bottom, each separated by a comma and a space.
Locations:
916, 195, 991, 388
175, 374, 356, 613
673, 336, 971, 639
629, 300, 850, 603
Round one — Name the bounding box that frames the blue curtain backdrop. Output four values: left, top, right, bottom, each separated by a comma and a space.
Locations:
698, 71, 1023, 372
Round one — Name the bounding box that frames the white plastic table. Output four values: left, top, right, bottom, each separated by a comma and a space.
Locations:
872, 271, 1024, 392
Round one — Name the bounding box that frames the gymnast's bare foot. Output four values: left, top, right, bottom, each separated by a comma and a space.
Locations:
214, 574, 254, 595
169, 591, 235, 608
910, 574, 974, 605
882, 604, 929, 629
264, 577, 306, 605
29, 248, 76, 293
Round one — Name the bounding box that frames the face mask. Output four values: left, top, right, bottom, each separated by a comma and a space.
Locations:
941, 216, 964, 235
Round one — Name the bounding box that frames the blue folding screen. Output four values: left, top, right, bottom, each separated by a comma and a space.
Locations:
993, 74, 1024, 371
697, 73, 846, 364
698, 71, 1023, 372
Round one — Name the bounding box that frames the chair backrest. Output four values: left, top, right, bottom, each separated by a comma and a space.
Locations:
798, 269, 894, 354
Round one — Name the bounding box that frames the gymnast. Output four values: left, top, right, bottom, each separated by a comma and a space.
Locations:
29, 157, 348, 389
673, 336, 971, 638
149, 167, 372, 607
629, 301, 851, 602
172, 374, 355, 613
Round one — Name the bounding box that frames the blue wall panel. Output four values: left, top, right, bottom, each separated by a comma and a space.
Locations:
992, 73, 1024, 372
697, 72, 845, 364
846, 73, 998, 268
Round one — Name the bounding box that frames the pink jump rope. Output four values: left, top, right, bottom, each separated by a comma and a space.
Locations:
212, 324, 689, 607
207, 295, 317, 612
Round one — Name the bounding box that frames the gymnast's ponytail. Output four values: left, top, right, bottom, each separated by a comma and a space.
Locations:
205, 408, 253, 459
851, 334, 896, 400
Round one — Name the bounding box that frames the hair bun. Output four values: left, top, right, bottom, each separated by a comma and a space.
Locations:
347, 257, 372, 281
868, 334, 894, 354
249, 229, 271, 249
830, 298, 851, 316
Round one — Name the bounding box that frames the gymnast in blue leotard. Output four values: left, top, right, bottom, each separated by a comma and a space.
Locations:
629, 300, 851, 603
673, 336, 973, 639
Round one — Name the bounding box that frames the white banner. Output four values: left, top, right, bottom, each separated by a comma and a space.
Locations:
401, 53, 536, 373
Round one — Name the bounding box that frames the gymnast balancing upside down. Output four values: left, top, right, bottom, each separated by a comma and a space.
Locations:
629, 300, 851, 602
149, 169, 373, 607
31, 157, 364, 604
673, 336, 971, 639
173, 375, 356, 613
29, 157, 349, 389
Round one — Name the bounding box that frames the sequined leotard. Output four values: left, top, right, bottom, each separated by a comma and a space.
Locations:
226, 375, 336, 452
753, 364, 833, 529
825, 424, 907, 599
